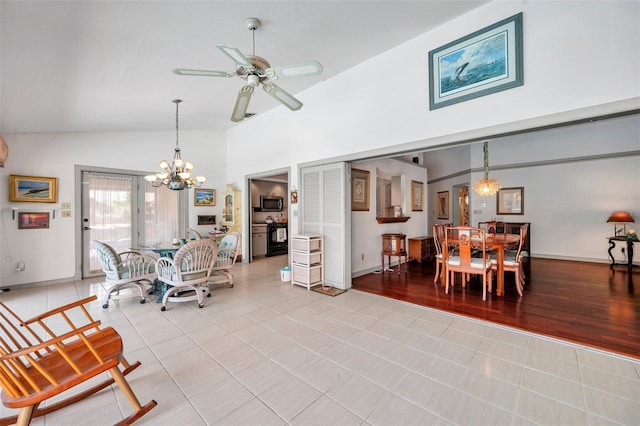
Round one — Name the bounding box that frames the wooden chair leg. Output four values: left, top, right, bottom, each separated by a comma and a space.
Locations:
445, 267, 450, 294
482, 275, 486, 301
515, 266, 524, 296
16, 406, 35, 426
434, 261, 441, 283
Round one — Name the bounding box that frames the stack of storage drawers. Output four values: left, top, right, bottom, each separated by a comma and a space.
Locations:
291, 234, 323, 290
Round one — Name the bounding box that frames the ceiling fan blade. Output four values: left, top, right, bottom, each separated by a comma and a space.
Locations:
265, 61, 324, 80
172, 68, 233, 77
231, 85, 254, 122
262, 82, 303, 111
216, 44, 253, 69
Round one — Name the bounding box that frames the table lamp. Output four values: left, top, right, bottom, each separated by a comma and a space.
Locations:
606, 211, 634, 236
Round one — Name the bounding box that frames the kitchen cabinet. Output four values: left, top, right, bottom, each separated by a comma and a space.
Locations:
252, 224, 267, 257
251, 181, 260, 207
251, 180, 288, 209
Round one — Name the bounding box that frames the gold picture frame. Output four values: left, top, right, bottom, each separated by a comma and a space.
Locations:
411, 180, 424, 211
194, 188, 216, 206
437, 191, 449, 219
351, 168, 370, 211
9, 175, 57, 203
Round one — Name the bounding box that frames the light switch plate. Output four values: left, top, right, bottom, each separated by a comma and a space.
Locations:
61, 202, 71, 209
479, 203, 486, 208
61, 210, 71, 217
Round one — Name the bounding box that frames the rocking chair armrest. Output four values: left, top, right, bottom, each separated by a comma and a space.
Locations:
21, 296, 98, 325
0, 321, 104, 360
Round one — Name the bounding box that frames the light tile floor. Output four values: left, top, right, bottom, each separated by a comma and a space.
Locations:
1, 256, 639, 425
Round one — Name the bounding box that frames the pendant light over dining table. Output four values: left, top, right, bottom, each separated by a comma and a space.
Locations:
473, 141, 501, 197
145, 99, 206, 190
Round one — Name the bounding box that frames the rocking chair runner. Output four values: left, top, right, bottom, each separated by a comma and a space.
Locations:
0, 295, 157, 425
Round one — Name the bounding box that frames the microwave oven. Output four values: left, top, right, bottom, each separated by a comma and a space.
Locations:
260, 196, 283, 212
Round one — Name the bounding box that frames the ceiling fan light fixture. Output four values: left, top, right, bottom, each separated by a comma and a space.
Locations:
247, 74, 260, 87
173, 17, 322, 122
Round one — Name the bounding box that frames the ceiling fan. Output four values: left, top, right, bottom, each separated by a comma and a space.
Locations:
173, 18, 323, 122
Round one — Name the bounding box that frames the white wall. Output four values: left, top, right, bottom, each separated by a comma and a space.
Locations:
0, 130, 226, 286
225, 1, 640, 261
350, 159, 428, 275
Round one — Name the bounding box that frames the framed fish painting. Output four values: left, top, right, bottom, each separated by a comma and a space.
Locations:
428, 12, 523, 110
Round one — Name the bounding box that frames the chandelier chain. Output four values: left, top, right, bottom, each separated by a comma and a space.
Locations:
483, 141, 490, 180
144, 99, 206, 190
174, 99, 181, 150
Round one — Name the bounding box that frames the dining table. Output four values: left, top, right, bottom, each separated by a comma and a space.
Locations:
131, 242, 185, 302
483, 233, 521, 296
132, 242, 183, 259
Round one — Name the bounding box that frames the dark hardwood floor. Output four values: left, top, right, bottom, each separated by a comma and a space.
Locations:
352, 257, 640, 359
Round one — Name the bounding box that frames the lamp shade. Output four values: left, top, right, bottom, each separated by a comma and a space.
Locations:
606, 211, 634, 223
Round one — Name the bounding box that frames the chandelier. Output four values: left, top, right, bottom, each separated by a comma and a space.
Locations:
145, 99, 206, 190
473, 141, 501, 196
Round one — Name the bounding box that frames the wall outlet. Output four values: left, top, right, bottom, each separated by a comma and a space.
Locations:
361, 253, 365, 261
62, 210, 71, 217
16, 261, 25, 272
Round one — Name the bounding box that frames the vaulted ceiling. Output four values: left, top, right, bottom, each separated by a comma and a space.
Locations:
0, 0, 488, 133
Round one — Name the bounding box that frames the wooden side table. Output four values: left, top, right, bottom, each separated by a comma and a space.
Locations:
381, 233, 407, 273
408, 236, 434, 263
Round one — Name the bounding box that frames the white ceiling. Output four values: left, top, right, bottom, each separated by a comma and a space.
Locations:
0, 0, 489, 133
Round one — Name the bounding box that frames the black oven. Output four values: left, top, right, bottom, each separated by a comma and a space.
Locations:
266, 223, 288, 257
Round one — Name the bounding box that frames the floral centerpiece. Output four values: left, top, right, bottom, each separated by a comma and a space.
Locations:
627, 229, 638, 241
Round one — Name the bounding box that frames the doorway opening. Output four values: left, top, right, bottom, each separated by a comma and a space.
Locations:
247, 171, 289, 262
452, 183, 470, 226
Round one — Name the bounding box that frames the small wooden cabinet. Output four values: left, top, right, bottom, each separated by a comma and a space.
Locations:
381, 233, 407, 273
408, 236, 434, 263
